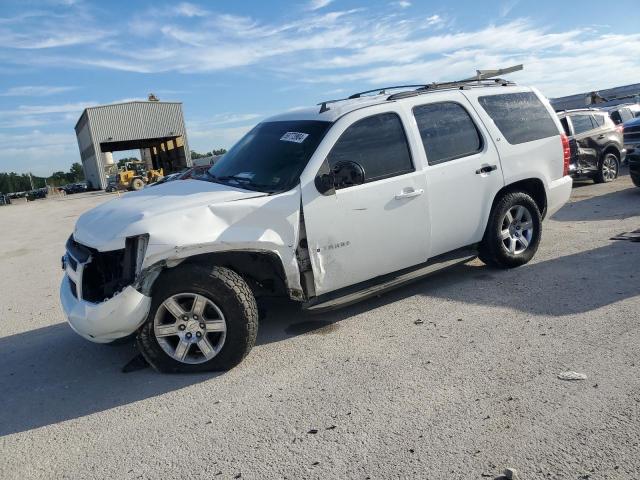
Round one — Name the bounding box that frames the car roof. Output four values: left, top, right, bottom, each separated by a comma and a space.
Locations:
265, 81, 531, 123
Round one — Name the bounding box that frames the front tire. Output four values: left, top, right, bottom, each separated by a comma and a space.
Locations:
594, 153, 619, 183
137, 265, 258, 373
130, 178, 145, 191
479, 192, 542, 269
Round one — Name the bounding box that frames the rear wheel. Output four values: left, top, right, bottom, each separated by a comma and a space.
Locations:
479, 192, 542, 269
594, 153, 619, 183
137, 265, 258, 373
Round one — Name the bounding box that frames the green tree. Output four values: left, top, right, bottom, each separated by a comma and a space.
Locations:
69, 162, 84, 182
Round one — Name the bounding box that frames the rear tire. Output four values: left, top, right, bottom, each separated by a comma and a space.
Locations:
137, 265, 258, 373
594, 153, 619, 183
631, 173, 640, 187
479, 192, 542, 269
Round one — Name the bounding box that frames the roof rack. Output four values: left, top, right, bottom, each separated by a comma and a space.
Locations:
317, 64, 523, 113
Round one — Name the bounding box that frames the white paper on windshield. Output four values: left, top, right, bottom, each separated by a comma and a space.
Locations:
280, 132, 309, 143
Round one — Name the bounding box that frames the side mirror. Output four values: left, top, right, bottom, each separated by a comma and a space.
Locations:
333, 161, 365, 189
314, 172, 335, 195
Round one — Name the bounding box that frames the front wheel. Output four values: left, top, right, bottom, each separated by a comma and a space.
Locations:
479, 192, 542, 269
130, 177, 145, 191
137, 265, 258, 373
594, 153, 619, 183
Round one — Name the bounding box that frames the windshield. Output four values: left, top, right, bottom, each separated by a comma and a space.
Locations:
207, 120, 331, 193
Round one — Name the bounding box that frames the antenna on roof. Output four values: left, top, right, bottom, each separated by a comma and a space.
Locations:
461, 64, 523, 82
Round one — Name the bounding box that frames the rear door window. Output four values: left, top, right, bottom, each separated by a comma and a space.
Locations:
478, 92, 559, 144
591, 114, 605, 128
570, 115, 595, 135
327, 112, 413, 184
412, 102, 483, 165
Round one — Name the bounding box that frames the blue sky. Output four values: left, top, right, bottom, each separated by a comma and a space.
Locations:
1, 0, 639, 176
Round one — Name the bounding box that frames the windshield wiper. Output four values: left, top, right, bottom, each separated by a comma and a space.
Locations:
210, 174, 275, 192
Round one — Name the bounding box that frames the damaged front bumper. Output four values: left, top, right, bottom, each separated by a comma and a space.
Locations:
60, 235, 152, 343
60, 278, 151, 343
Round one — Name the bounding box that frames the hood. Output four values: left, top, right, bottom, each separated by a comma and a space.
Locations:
74, 179, 268, 251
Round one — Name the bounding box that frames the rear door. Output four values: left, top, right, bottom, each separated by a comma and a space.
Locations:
569, 114, 599, 171
404, 94, 504, 257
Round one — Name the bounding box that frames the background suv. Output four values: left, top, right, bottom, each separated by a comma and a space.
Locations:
557, 109, 624, 182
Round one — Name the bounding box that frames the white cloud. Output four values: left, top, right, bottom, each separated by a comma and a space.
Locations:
306, 0, 334, 11
500, 0, 520, 18
174, 2, 208, 17
392, 1, 412, 8
0, 85, 77, 97
426, 14, 442, 26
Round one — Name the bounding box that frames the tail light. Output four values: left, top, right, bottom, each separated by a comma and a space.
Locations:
561, 133, 571, 176
616, 124, 624, 134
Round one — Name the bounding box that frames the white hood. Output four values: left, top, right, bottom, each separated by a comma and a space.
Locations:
74, 179, 268, 251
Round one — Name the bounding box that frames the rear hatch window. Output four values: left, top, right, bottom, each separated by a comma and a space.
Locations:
478, 92, 559, 145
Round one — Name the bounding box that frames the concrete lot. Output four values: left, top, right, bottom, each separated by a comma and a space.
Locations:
1, 174, 639, 479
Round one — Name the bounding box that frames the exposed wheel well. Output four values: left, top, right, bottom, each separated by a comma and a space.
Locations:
492, 178, 547, 219
153, 251, 290, 299
602, 145, 620, 161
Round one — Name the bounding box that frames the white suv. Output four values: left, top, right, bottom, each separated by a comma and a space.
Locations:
61, 80, 572, 372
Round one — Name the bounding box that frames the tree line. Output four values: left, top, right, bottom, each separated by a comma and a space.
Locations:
0, 162, 85, 194
190, 149, 227, 159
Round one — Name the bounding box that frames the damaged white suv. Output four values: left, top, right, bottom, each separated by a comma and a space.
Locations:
61, 80, 572, 372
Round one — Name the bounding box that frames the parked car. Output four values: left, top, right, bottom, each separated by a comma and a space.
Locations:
26, 188, 47, 201
624, 116, 640, 187
604, 104, 640, 126
60, 80, 572, 372
147, 165, 211, 187
60, 183, 88, 194
556, 109, 625, 182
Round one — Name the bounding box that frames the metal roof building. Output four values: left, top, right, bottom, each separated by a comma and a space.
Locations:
550, 83, 640, 111
75, 100, 192, 189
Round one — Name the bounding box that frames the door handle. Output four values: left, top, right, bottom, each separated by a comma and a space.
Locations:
395, 188, 424, 200
597, 134, 605, 139
476, 164, 497, 175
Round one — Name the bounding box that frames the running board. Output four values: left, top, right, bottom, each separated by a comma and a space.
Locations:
302, 248, 477, 313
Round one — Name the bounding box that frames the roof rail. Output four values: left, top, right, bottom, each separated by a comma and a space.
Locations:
316, 64, 524, 113
347, 85, 428, 99
387, 78, 515, 101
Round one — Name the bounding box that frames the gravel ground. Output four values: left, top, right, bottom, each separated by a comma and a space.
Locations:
1, 174, 639, 480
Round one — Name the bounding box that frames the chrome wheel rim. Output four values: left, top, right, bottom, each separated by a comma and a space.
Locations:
500, 205, 534, 255
602, 156, 618, 181
153, 293, 227, 364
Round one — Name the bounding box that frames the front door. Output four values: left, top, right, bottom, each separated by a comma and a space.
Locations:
301, 111, 429, 296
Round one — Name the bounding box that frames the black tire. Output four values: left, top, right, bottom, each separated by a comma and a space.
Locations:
594, 152, 619, 184
130, 177, 145, 191
137, 264, 258, 373
631, 173, 640, 188
479, 191, 542, 269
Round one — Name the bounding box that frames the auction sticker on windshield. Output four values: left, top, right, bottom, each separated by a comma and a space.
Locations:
280, 132, 309, 143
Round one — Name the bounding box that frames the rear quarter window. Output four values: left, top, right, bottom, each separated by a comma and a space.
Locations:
478, 92, 559, 145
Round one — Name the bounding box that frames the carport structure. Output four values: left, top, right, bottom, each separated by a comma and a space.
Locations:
75, 100, 192, 189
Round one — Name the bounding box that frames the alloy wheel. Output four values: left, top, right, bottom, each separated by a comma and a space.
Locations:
500, 205, 534, 255
602, 155, 618, 182
153, 293, 227, 364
